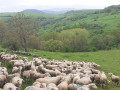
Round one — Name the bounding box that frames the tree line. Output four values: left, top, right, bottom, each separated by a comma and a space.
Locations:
0, 13, 120, 52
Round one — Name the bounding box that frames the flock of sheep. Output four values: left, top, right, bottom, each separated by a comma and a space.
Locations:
0, 52, 120, 90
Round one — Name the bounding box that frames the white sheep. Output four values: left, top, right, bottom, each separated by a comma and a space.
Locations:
108, 73, 120, 85
3, 83, 19, 90
100, 72, 110, 88
11, 76, 24, 89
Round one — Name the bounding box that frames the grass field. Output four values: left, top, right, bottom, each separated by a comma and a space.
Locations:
1, 48, 120, 90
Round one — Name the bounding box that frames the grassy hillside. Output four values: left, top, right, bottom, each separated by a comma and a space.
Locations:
0, 5, 120, 34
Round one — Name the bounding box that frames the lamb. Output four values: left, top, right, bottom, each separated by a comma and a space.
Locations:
3, 83, 19, 90
108, 73, 120, 85
68, 84, 78, 90
77, 83, 97, 90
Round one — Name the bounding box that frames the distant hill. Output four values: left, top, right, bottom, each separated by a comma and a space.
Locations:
21, 9, 70, 15
21, 9, 45, 14
101, 4, 120, 13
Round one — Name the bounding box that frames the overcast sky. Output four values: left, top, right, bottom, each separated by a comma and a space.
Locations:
0, 0, 120, 12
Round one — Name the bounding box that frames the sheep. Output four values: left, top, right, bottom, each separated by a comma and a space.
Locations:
73, 75, 80, 83
23, 70, 31, 81
41, 83, 47, 88
23, 57, 28, 62
94, 74, 100, 84
25, 62, 31, 69
0, 67, 8, 73
108, 73, 120, 85
75, 77, 92, 85
33, 58, 42, 65
91, 69, 100, 74
47, 83, 58, 90
46, 65, 58, 70
33, 72, 51, 79
0, 62, 1, 67
0, 74, 7, 87
30, 61, 36, 71
12, 66, 22, 74
14, 61, 24, 67
36, 76, 62, 85
32, 82, 41, 88
3, 83, 19, 90
57, 81, 68, 90
33, 82, 46, 88
77, 83, 97, 90
11, 76, 24, 89
7, 74, 18, 82
42, 68, 61, 76
100, 72, 110, 88
63, 74, 73, 84
68, 83, 78, 90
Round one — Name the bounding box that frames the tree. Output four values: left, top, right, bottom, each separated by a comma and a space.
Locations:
42, 31, 59, 41
111, 29, 120, 47
43, 39, 64, 52
103, 35, 113, 46
10, 13, 38, 51
71, 29, 89, 51
91, 35, 105, 50
59, 28, 89, 52
0, 20, 7, 43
